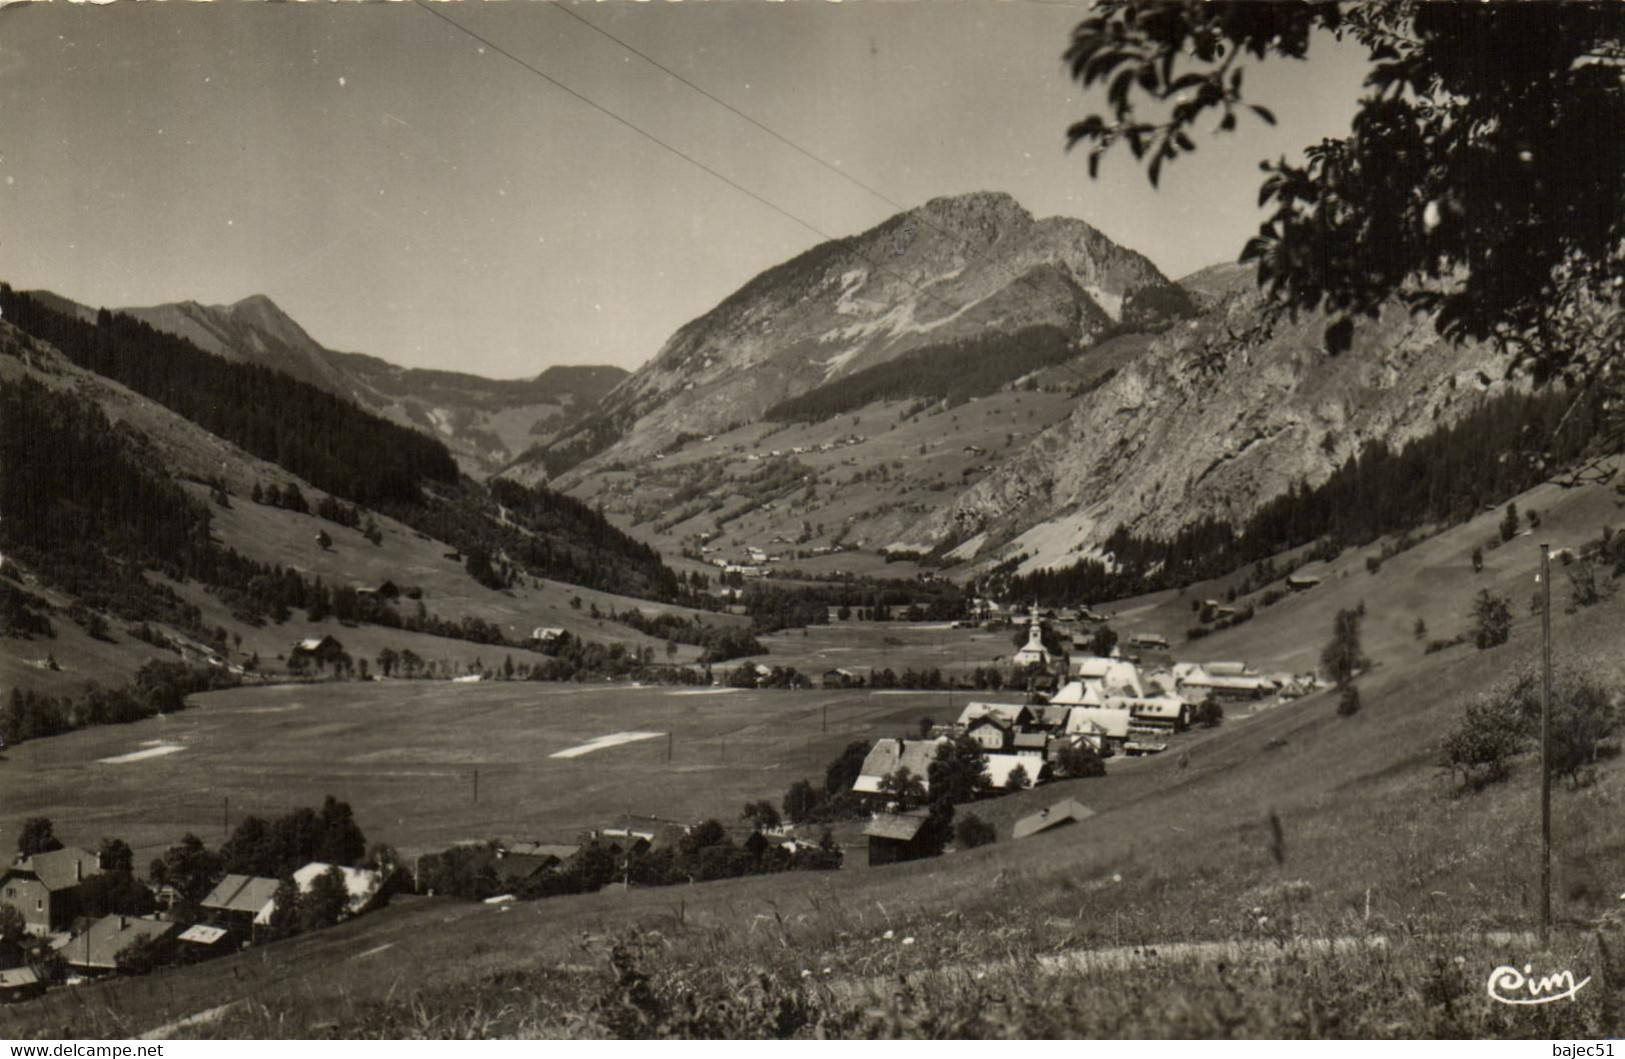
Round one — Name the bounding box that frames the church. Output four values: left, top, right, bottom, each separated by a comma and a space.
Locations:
1012, 604, 1052, 667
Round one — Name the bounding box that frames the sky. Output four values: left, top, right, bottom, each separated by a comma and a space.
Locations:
0, 1, 1371, 378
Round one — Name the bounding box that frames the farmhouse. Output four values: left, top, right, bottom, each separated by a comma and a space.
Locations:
531, 627, 566, 644
255, 863, 382, 926
1286, 573, 1322, 591
290, 635, 344, 666
1125, 696, 1191, 733
1012, 798, 1096, 841
1177, 671, 1278, 702
820, 667, 866, 689
0, 966, 43, 1002
955, 702, 1034, 730
964, 714, 1014, 753
1070, 657, 1145, 698
1, 847, 102, 935
1126, 632, 1169, 650
864, 811, 934, 867
57, 914, 175, 974
853, 738, 946, 795
200, 874, 279, 937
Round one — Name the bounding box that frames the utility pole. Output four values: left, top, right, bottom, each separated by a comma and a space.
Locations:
1539, 543, 1553, 945
223, 796, 229, 840
472, 767, 479, 806
667, 731, 673, 763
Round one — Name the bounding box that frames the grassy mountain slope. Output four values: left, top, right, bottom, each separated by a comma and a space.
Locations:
0, 313, 716, 699
5, 469, 1621, 1038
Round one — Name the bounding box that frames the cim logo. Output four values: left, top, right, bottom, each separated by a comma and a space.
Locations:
1487, 963, 1592, 1006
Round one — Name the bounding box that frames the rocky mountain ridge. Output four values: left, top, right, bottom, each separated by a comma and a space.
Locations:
530, 191, 1194, 485
903, 266, 1514, 572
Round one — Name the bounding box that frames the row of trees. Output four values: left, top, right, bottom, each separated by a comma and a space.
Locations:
0, 661, 241, 748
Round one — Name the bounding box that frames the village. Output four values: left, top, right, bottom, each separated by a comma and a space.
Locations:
0, 599, 1323, 1001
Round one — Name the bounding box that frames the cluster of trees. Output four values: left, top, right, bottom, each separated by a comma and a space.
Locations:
740, 584, 832, 634
1, 660, 240, 747
763, 324, 1081, 423
1441, 667, 1621, 792
0, 579, 54, 640
1001, 389, 1600, 606
781, 741, 876, 826
418, 822, 841, 904
725, 663, 810, 690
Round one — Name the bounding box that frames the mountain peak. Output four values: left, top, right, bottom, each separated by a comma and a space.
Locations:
914, 190, 1033, 233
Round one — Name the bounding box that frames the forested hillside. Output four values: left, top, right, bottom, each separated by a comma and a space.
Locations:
1, 286, 457, 506
0, 287, 686, 605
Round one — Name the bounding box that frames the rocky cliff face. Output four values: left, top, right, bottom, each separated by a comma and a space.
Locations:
905, 265, 1513, 572
542, 191, 1193, 481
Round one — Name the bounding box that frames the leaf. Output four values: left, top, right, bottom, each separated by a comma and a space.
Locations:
1324, 317, 1355, 356
1250, 104, 1277, 126
1219, 112, 1236, 132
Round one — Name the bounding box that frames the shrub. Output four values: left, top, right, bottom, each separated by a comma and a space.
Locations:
1337, 684, 1361, 717
1440, 698, 1525, 791
1054, 742, 1106, 779
1470, 590, 1513, 649
1193, 694, 1224, 728
955, 813, 996, 849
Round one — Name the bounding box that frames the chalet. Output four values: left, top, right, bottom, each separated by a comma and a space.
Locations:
0, 966, 44, 1002
1177, 672, 1278, 702
1070, 657, 1145, 699
1011, 731, 1049, 757
1012, 798, 1096, 841
964, 714, 1013, 753
58, 915, 175, 975
1, 847, 102, 935
821, 667, 862, 689
1125, 696, 1191, 733
864, 811, 934, 867
955, 702, 1034, 730
1049, 680, 1104, 707
199, 874, 279, 937
853, 738, 947, 795
531, 627, 566, 644
1126, 632, 1169, 651
1028, 671, 1059, 696
1032, 705, 1076, 731
290, 635, 344, 666
1201, 661, 1250, 676
501, 842, 580, 864
255, 863, 382, 927
1286, 573, 1322, 591
1063, 707, 1133, 744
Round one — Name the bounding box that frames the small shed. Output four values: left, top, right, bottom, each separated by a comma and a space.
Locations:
864, 811, 934, 867
1012, 798, 1096, 841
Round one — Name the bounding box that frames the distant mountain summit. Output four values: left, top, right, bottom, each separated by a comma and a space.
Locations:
30, 290, 626, 477
524, 190, 1194, 482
